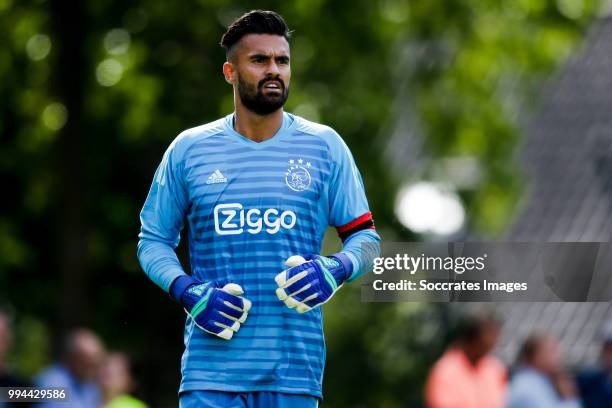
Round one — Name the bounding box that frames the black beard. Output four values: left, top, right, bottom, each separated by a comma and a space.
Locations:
237, 75, 289, 115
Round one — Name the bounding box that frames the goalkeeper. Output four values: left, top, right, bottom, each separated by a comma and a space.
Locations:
137, 9, 380, 408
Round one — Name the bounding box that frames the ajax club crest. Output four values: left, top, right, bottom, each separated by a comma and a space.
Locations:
285, 158, 312, 192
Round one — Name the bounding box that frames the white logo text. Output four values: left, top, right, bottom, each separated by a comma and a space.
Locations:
213, 203, 297, 235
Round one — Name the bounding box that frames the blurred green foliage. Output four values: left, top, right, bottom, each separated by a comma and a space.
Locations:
0, 0, 599, 406
398, 0, 600, 234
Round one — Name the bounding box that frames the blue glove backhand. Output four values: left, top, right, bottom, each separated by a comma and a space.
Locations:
181, 281, 251, 340
274, 254, 352, 313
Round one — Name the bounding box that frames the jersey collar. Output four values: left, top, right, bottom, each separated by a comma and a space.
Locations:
223, 111, 296, 148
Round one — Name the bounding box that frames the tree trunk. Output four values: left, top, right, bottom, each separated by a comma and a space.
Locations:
49, 0, 90, 332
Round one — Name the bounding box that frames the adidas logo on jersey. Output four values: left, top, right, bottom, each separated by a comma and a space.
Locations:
206, 169, 227, 184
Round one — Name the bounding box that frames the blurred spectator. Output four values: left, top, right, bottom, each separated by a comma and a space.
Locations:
99, 352, 147, 408
577, 322, 612, 407
425, 311, 507, 408
36, 328, 105, 408
0, 309, 25, 386
0, 308, 31, 408
508, 333, 581, 408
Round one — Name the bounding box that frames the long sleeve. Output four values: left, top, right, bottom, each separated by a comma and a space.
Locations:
137, 138, 190, 292
340, 228, 381, 281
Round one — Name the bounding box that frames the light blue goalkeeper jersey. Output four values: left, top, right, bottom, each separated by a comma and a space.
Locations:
138, 112, 380, 398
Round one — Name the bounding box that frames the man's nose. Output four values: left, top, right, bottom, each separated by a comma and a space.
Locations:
266, 61, 281, 76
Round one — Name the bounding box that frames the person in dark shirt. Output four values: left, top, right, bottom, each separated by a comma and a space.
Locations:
578, 323, 612, 408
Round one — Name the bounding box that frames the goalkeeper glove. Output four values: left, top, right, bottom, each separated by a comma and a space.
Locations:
172, 276, 251, 340
274, 253, 353, 313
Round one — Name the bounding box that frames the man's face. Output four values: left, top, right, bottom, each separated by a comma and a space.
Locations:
477, 322, 500, 356
469, 321, 500, 361
227, 34, 290, 115
533, 337, 562, 375
67, 331, 105, 381
602, 342, 612, 372
99, 353, 132, 395
0, 314, 11, 361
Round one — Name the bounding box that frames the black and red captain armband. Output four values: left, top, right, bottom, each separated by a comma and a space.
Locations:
335, 212, 376, 242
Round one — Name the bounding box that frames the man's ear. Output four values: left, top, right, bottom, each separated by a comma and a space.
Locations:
223, 62, 235, 85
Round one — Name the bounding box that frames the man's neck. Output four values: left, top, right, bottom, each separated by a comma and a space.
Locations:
234, 103, 284, 143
